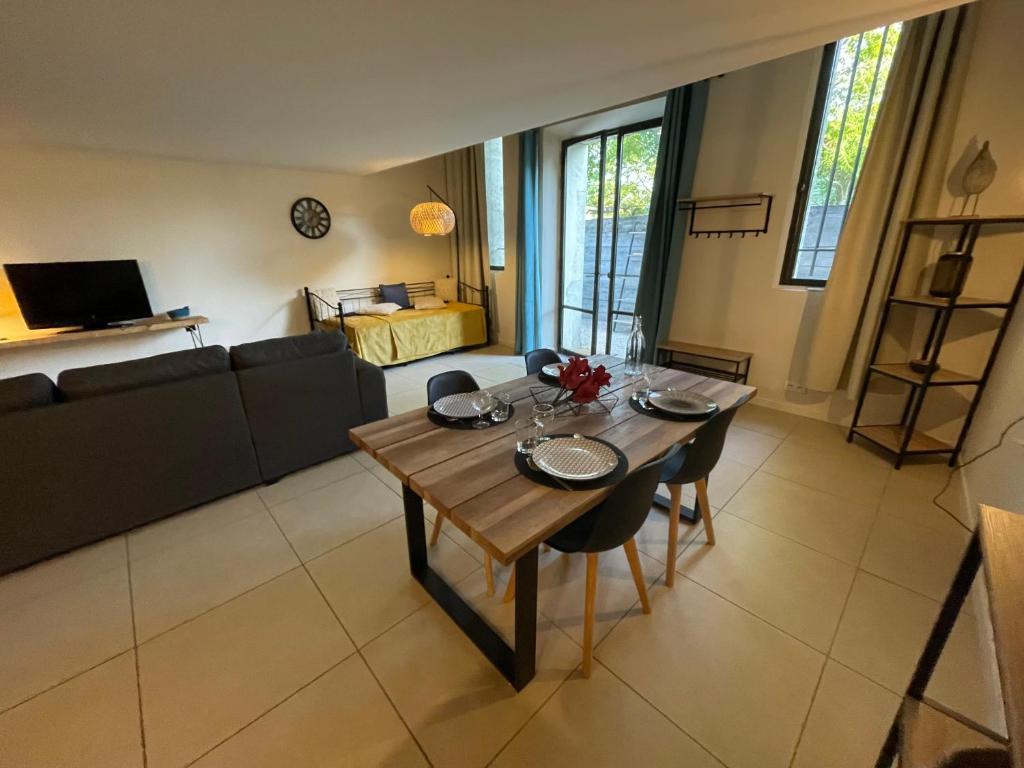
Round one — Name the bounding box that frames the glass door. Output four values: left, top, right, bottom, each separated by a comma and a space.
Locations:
558, 120, 661, 356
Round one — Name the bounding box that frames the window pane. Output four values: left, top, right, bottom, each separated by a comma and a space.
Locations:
611, 126, 660, 353
561, 137, 602, 313
483, 138, 505, 269
560, 308, 594, 356
787, 23, 901, 283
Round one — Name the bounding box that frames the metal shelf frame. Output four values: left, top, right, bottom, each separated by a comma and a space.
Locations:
847, 215, 1024, 468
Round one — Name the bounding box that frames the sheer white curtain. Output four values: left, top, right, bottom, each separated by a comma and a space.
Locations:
443, 145, 488, 295
799, 6, 978, 394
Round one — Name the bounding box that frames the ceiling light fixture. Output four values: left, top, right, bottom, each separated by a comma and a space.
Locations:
409, 185, 455, 236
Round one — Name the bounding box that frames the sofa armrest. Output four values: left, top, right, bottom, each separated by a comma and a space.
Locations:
354, 357, 388, 422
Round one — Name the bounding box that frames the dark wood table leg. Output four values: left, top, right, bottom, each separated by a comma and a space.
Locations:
402, 483, 538, 691
652, 492, 700, 524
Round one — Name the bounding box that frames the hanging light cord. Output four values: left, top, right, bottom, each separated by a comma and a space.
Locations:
931, 413, 1024, 532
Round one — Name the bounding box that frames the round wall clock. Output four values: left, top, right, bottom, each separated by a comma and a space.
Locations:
291, 197, 331, 239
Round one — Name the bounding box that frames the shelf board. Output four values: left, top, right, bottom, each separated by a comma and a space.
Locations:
0, 316, 208, 352
890, 295, 1010, 309
870, 363, 980, 387
853, 424, 953, 455
906, 214, 1024, 226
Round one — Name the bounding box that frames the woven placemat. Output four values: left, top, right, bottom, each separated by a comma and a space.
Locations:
428, 403, 516, 430
629, 396, 719, 422
514, 433, 627, 490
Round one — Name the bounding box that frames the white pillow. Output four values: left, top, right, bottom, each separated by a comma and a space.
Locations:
413, 295, 446, 310
434, 277, 457, 302
357, 302, 402, 316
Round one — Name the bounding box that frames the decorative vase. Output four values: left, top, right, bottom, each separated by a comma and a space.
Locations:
929, 252, 973, 298
624, 315, 645, 377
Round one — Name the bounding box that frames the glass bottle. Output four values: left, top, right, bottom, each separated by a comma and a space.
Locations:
624, 314, 645, 376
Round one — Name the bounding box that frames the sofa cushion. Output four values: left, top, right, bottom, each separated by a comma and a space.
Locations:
0, 373, 58, 414
230, 331, 348, 370
57, 346, 230, 400
379, 282, 411, 309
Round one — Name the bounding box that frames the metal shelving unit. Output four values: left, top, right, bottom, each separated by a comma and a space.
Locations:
847, 215, 1024, 468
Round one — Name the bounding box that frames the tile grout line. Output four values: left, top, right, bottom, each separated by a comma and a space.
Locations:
483, 619, 583, 766
595, 657, 730, 768
180, 657, 351, 767
0, 647, 133, 717
258, 492, 435, 768
124, 536, 150, 768
785, 481, 887, 768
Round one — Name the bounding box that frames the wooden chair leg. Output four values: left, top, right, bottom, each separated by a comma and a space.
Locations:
666, 484, 682, 587
502, 567, 516, 603
695, 478, 715, 545
429, 512, 444, 546
623, 538, 651, 614
583, 553, 598, 678
484, 554, 495, 596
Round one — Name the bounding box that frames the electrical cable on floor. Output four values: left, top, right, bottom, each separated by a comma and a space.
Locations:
931, 412, 1024, 531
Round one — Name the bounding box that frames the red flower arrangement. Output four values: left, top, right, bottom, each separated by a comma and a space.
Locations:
555, 356, 613, 406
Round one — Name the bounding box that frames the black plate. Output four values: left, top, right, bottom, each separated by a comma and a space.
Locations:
428, 403, 516, 430
629, 396, 719, 421
515, 433, 628, 490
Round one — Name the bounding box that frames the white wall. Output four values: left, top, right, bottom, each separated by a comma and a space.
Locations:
933, 0, 1024, 516
0, 145, 448, 379
667, 49, 825, 413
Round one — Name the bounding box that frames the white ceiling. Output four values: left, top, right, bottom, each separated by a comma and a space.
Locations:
1, 0, 965, 175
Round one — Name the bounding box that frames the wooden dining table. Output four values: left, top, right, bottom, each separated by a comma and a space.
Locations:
350, 357, 756, 690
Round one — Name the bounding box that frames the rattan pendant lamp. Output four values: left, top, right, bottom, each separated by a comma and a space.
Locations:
409, 185, 455, 236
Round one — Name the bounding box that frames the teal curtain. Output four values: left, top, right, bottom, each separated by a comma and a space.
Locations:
514, 129, 542, 354
634, 82, 709, 360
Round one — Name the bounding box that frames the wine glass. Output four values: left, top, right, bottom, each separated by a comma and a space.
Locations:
470, 390, 494, 429
632, 369, 652, 406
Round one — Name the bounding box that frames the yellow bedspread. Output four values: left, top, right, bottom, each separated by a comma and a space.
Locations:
338, 302, 486, 366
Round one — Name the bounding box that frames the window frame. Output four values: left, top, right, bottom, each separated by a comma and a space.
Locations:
780, 42, 838, 288
556, 117, 662, 356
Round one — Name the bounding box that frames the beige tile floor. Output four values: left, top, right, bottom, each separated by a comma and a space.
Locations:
0, 346, 1006, 767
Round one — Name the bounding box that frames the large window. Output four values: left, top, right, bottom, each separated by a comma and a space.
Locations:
483, 137, 505, 270
781, 23, 902, 286
559, 120, 661, 356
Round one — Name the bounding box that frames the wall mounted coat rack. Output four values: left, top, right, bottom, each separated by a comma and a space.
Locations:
677, 193, 773, 238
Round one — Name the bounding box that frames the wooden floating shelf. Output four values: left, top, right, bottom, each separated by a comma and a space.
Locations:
852, 424, 953, 455
870, 363, 980, 387
890, 294, 1010, 309
0, 316, 208, 352
905, 214, 1024, 226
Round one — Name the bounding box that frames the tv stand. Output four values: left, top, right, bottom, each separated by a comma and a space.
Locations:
0, 316, 209, 352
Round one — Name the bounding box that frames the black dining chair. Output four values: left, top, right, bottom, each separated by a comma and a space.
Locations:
427, 370, 480, 407
659, 403, 743, 586
524, 348, 561, 376
424, 370, 497, 596
505, 444, 681, 677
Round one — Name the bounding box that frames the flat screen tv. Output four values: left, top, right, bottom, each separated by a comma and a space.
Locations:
4, 260, 153, 330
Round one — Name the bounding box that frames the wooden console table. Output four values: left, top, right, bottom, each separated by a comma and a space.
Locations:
0, 316, 209, 352
656, 340, 752, 384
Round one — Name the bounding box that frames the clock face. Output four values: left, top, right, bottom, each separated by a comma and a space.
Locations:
291, 197, 330, 239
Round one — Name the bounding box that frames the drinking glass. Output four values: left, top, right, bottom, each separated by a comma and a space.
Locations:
470, 390, 494, 429
515, 417, 540, 455
532, 403, 555, 437
632, 370, 652, 406
491, 393, 512, 423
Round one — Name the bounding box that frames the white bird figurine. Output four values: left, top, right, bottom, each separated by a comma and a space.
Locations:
961, 140, 997, 214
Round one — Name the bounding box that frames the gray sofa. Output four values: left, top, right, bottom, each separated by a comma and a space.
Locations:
0, 331, 387, 574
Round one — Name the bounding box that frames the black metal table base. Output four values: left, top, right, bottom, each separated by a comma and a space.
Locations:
402, 484, 538, 691
652, 492, 700, 524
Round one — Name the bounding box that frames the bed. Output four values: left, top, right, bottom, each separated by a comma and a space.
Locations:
304, 281, 489, 367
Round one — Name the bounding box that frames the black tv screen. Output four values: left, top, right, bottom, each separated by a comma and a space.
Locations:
4, 260, 153, 330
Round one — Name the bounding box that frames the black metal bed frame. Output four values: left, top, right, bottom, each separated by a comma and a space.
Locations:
303, 280, 491, 353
